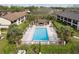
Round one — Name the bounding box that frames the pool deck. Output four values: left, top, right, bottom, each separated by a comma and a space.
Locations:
21, 24, 59, 44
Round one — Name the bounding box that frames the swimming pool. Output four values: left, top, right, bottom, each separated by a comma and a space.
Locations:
33, 28, 48, 41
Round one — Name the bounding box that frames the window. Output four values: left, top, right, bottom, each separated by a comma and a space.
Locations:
57, 18, 60, 20
73, 20, 77, 24
0, 24, 1, 25
14, 20, 17, 22
11, 21, 13, 23
64, 17, 67, 21
57, 15, 60, 18
73, 25, 77, 29
61, 16, 63, 19
68, 19, 71, 22
11, 20, 17, 23
21, 16, 23, 19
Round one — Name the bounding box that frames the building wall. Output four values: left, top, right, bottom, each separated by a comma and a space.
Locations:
0, 17, 11, 28
77, 22, 79, 30
0, 25, 9, 28
56, 15, 78, 30
14, 16, 26, 25
0, 15, 26, 28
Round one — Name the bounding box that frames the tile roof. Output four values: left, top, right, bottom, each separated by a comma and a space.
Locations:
56, 11, 79, 21
1, 11, 27, 21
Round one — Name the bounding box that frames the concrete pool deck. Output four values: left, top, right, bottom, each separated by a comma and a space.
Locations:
21, 24, 59, 44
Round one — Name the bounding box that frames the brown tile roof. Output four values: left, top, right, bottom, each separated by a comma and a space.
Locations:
1, 11, 27, 21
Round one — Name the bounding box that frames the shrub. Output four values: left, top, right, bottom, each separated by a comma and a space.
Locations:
3, 44, 17, 54
18, 44, 39, 54
41, 42, 74, 54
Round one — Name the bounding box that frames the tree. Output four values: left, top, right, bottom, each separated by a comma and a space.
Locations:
7, 6, 26, 12
44, 15, 54, 20
59, 27, 64, 40
63, 29, 70, 44
27, 14, 35, 21
26, 6, 38, 12
0, 6, 8, 10
59, 26, 74, 44
6, 24, 23, 47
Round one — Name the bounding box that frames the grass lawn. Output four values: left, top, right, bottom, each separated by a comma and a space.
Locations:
0, 39, 17, 54
0, 39, 8, 53
0, 28, 9, 53
53, 20, 79, 37
0, 18, 32, 54
52, 19, 79, 53
41, 43, 74, 54
18, 20, 29, 30
17, 43, 74, 54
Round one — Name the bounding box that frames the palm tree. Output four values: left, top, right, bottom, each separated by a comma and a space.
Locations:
59, 27, 64, 39
58, 26, 65, 44
59, 26, 72, 44
63, 29, 70, 44
63, 26, 73, 44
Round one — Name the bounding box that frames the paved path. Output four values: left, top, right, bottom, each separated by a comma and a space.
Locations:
21, 25, 36, 44
73, 36, 79, 39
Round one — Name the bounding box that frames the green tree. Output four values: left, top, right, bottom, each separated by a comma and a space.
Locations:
44, 15, 54, 20
7, 6, 26, 12
59, 26, 73, 44
26, 6, 38, 12
6, 24, 23, 47
0, 6, 8, 10
27, 14, 35, 22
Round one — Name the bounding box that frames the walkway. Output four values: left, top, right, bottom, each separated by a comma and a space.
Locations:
21, 23, 59, 44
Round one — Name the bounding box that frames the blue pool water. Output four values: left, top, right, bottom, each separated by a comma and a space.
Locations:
33, 28, 48, 41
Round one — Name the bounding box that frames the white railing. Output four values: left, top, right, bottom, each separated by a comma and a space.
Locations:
21, 41, 58, 45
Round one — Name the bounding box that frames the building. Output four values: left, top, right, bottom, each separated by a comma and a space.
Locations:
0, 10, 8, 16
0, 11, 27, 28
55, 12, 79, 30
34, 19, 49, 25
